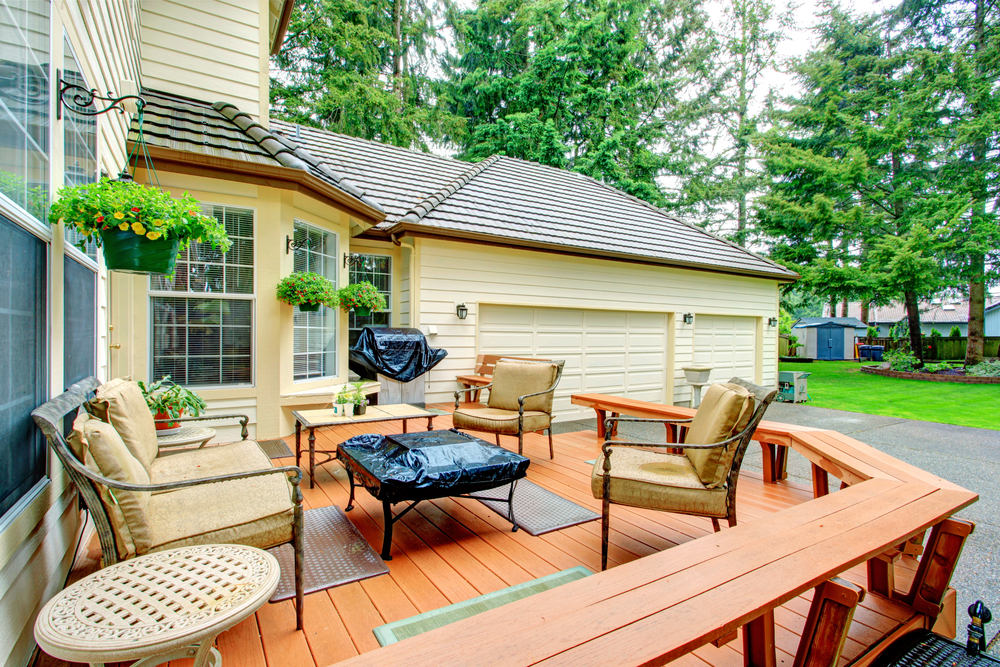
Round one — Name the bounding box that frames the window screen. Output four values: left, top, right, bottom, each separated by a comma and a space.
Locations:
292, 221, 337, 380
150, 205, 254, 387
64, 255, 96, 388
348, 254, 391, 346
0, 213, 48, 518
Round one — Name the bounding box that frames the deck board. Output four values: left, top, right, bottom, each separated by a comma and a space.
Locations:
40, 406, 926, 667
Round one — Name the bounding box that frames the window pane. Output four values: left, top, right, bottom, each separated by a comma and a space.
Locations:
292, 220, 337, 380
0, 0, 50, 223
64, 255, 96, 388
62, 34, 97, 260
0, 212, 47, 518
151, 296, 252, 386
348, 254, 391, 345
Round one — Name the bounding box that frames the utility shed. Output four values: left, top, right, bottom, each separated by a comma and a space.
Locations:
793, 317, 867, 360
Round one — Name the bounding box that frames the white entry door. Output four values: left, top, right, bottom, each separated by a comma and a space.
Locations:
478, 305, 668, 420
693, 315, 758, 383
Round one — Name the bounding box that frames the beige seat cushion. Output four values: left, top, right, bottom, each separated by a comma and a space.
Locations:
488, 360, 559, 413
683, 383, 753, 488
148, 471, 294, 552
71, 412, 152, 559
151, 440, 273, 486
453, 407, 551, 435
89, 378, 159, 474
591, 447, 728, 518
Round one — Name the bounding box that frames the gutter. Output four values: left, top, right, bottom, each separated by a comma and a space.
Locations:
270, 0, 295, 55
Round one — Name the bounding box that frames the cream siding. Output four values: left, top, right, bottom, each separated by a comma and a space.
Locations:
139, 0, 265, 120
414, 239, 780, 413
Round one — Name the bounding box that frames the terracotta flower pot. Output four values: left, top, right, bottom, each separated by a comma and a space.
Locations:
154, 409, 182, 430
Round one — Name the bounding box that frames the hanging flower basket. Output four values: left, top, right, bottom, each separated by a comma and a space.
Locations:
336, 281, 386, 315
49, 178, 231, 275
276, 272, 337, 310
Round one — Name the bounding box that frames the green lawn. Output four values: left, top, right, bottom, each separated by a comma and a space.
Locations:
779, 361, 999, 431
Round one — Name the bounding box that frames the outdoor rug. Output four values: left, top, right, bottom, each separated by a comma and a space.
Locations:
474, 480, 600, 536
258, 438, 294, 460
268, 505, 388, 602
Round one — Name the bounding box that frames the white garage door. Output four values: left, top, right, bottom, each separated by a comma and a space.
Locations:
693, 315, 757, 383
478, 305, 668, 420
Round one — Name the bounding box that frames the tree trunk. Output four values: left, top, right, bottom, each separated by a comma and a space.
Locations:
904, 290, 923, 365
966, 270, 985, 365
966, 0, 987, 365
840, 299, 848, 318
392, 0, 405, 105
828, 297, 837, 318
860, 299, 870, 325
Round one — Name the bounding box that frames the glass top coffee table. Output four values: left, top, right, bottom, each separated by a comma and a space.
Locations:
337, 430, 530, 560
292, 404, 444, 488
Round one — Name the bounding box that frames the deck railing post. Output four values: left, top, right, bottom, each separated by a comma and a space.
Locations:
792, 577, 865, 667
900, 518, 974, 619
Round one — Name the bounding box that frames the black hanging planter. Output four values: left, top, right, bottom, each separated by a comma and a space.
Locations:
354, 306, 372, 317
99, 227, 180, 275
298, 302, 322, 312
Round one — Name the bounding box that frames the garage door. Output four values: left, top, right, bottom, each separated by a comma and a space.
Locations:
478, 305, 668, 419
693, 315, 757, 383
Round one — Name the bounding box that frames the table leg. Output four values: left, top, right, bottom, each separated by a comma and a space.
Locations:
345, 469, 356, 511
775, 445, 789, 480
427, 416, 433, 431
403, 419, 408, 434
595, 409, 607, 440
295, 421, 301, 469
308, 427, 316, 490
812, 464, 830, 498
761, 442, 777, 483
382, 501, 394, 560
472, 389, 480, 403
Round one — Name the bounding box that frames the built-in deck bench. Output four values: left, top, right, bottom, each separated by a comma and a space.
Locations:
335, 475, 975, 667
456, 355, 549, 402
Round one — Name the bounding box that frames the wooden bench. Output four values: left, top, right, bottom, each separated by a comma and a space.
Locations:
456, 355, 550, 403
333, 477, 976, 667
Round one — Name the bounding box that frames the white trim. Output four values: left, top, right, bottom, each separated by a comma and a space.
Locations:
0, 478, 50, 534
292, 218, 340, 383
0, 195, 53, 242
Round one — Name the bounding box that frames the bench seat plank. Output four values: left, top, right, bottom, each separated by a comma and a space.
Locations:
334, 479, 976, 667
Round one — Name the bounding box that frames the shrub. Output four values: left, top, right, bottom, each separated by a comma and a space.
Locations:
922, 362, 950, 373
967, 359, 1000, 377
867, 325, 879, 339
929, 328, 942, 338
949, 326, 962, 337
884, 348, 919, 372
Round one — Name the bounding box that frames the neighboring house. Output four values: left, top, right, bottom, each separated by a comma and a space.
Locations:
0, 1, 796, 663
986, 301, 1000, 337
833, 299, 1000, 337
792, 317, 868, 360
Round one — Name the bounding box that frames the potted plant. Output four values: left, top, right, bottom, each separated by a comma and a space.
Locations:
49, 178, 231, 275
277, 272, 337, 312
334, 386, 354, 416
350, 382, 369, 415
336, 281, 387, 317
137, 376, 208, 431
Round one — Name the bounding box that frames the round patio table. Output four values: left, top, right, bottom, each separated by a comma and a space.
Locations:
34, 544, 279, 667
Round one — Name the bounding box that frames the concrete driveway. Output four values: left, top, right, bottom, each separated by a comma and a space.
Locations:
557, 403, 1000, 649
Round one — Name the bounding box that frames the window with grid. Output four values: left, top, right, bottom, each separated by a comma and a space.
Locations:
348, 254, 391, 346
150, 205, 254, 386
62, 33, 98, 261
293, 221, 338, 381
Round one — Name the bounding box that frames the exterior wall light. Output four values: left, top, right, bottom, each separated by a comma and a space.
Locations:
768, 317, 779, 327
456, 303, 468, 320
682, 313, 694, 325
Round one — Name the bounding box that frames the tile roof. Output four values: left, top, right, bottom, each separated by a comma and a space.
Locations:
271, 120, 797, 279
794, 317, 868, 328
129, 90, 383, 215
834, 299, 1000, 323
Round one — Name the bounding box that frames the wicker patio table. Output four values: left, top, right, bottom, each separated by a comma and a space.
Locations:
34, 544, 279, 667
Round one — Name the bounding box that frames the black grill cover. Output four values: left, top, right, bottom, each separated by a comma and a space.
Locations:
349, 327, 447, 382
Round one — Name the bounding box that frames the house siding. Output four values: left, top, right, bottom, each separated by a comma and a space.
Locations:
413, 239, 779, 413
987, 308, 1000, 337
139, 0, 266, 121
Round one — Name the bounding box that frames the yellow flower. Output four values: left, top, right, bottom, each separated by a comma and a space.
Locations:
146, 231, 162, 240
113, 211, 125, 220
82, 229, 92, 236
119, 223, 129, 231
152, 218, 164, 226
131, 222, 145, 235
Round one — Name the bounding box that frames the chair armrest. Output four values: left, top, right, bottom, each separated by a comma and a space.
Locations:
154, 413, 250, 440
455, 383, 493, 407
605, 416, 695, 426
516, 375, 563, 413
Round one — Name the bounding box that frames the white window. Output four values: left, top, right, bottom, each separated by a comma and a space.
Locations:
348, 254, 391, 346
61, 33, 98, 261
149, 205, 254, 386
293, 220, 338, 381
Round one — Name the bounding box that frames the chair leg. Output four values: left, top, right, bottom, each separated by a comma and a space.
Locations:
601, 497, 611, 571
711, 517, 721, 532
518, 431, 523, 456
548, 428, 554, 459
293, 500, 305, 631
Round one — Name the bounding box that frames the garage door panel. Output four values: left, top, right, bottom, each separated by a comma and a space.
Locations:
584, 333, 629, 348
587, 374, 628, 389
627, 351, 665, 367
480, 332, 534, 349
628, 369, 667, 385
584, 310, 628, 328
536, 332, 583, 349
480, 306, 533, 327
694, 315, 757, 384
627, 333, 666, 348
585, 353, 627, 369
627, 312, 667, 329
536, 308, 585, 327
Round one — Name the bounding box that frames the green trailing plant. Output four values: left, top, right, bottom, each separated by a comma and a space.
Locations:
922, 362, 951, 373
49, 178, 231, 252
276, 272, 337, 307
950, 326, 962, 337
336, 281, 387, 312
884, 348, 919, 372
967, 360, 1000, 377
137, 376, 207, 421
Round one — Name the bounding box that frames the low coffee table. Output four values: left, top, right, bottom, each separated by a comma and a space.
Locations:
292, 404, 443, 488
337, 430, 530, 560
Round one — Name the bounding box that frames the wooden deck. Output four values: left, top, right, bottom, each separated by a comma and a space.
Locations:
38, 406, 950, 667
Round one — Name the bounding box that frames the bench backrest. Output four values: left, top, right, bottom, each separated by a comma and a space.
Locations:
474, 354, 550, 376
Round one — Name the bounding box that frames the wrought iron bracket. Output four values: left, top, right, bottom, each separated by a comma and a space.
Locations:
343, 252, 364, 268
286, 235, 312, 254
58, 78, 145, 120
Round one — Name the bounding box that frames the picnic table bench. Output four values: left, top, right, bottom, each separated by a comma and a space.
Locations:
456, 354, 549, 402
333, 477, 976, 667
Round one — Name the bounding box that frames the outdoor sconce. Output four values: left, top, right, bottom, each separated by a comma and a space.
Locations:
683, 313, 694, 325
768, 317, 779, 327
456, 303, 468, 320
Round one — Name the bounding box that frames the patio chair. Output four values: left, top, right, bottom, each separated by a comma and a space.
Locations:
452, 359, 565, 458
31, 377, 307, 630
592, 377, 776, 570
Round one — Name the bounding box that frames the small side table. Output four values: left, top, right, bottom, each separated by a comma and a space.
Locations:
156, 426, 216, 449
34, 544, 280, 667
